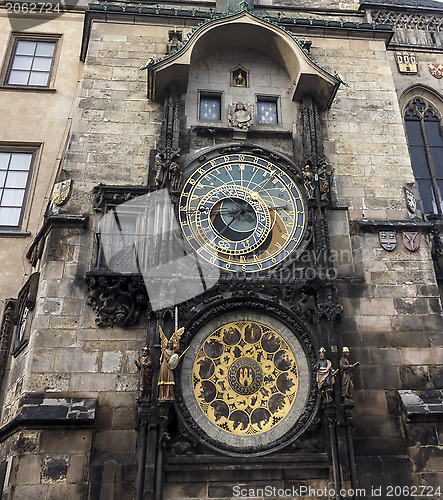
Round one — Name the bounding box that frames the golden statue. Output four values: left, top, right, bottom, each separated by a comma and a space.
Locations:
340, 346, 359, 402
158, 325, 185, 401
235, 72, 245, 87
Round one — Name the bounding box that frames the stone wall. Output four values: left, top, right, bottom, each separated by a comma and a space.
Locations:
1, 3, 442, 498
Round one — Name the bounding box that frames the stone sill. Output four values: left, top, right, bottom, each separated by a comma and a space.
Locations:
191, 125, 292, 137
388, 43, 443, 54
166, 452, 329, 466
350, 219, 433, 235
0, 230, 31, 238
0, 85, 56, 93
26, 214, 89, 260
0, 394, 96, 440
398, 389, 443, 423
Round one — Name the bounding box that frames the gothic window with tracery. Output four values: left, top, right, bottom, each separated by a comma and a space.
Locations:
404, 97, 443, 214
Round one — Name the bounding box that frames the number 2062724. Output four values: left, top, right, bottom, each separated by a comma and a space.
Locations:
6, 3, 61, 13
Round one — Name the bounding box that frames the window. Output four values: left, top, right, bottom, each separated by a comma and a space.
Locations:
12, 273, 39, 355
257, 97, 278, 124
404, 98, 443, 214
199, 93, 221, 120
4, 35, 58, 88
0, 299, 16, 375
0, 150, 35, 228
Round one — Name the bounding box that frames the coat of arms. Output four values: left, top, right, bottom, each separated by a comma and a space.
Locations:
403, 232, 420, 252
404, 187, 417, 215
51, 179, 73, 206
395, 52, 417, 74
379, 231, 396, 251
428, 64, 443, 79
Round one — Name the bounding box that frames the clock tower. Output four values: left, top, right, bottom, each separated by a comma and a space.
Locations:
124, 10, 350, 499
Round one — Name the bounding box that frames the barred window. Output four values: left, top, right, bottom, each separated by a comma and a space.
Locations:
404, 98, 443, 214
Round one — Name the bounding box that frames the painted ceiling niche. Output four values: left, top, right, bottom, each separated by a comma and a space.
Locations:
147, 10, 342, 111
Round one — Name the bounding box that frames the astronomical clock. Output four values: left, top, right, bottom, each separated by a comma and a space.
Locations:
168, 142, 333, 457
178, 152, 307, 273
90, 91, 345, 498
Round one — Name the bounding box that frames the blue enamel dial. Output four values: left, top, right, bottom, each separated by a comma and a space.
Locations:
178, 153, 307, 272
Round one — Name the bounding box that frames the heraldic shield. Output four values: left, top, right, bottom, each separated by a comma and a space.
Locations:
403, 232, 420, 252
429, 64, 443, 79
52, 180, 73, 206
379, 231, 396, 251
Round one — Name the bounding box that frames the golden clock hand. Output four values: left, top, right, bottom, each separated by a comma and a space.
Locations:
252, 171, 277, 195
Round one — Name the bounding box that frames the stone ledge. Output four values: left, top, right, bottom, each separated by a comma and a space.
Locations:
166, 453, 329, 466
398, 389, 443, 423
0, 394, 97, 440
26, 214, 89, 261
350, 219, 433, 235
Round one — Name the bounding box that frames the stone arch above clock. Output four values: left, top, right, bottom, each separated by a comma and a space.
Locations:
147, 10, 341, 111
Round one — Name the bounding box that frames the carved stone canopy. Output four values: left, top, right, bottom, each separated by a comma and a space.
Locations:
147, 11, 341, 110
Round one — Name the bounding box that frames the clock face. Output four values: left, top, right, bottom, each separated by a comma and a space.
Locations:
192, 320, 299, 436
178, 153, 307, 272
180, 310, 312, 453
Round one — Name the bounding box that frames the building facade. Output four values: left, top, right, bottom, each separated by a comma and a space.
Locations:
0, 0, 442, 498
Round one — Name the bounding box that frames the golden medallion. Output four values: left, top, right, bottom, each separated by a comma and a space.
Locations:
192, 320, 298, 436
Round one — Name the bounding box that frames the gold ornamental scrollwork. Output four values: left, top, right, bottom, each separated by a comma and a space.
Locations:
192, 320, 298, 436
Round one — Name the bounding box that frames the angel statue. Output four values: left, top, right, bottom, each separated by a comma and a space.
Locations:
158, 325, 185, 401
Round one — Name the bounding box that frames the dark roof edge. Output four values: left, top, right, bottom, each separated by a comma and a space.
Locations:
360, 0, 443, 14
80, 4, 394, 62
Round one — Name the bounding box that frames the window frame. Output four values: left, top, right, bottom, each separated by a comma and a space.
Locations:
404, 97, 443, 216
1, 33, 61, 90
12, 273, 39, 356
0, 147, 38, 231
256, 95, 280, 126
198, 91, 223, 122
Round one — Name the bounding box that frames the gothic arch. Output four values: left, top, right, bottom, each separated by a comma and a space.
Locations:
400, 84, 443, 122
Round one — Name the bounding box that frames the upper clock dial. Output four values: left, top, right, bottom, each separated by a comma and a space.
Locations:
178, 153, 307, 272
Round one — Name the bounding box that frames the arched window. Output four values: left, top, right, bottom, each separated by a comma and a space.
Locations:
404, 97, 443, 215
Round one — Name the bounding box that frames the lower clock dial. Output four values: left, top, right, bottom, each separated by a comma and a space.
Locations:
180, 311, 312, 452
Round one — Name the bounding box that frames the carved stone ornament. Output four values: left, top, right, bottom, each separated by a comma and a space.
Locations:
86, 274, 149, 327
404, 187, 417, 214
228, 102, 253, 130
379, 231, 396, 251
428, 64, 443, 79
403, 232, 420, 252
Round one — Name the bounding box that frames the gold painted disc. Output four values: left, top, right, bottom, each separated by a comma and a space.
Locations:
192, 320, 298, 436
